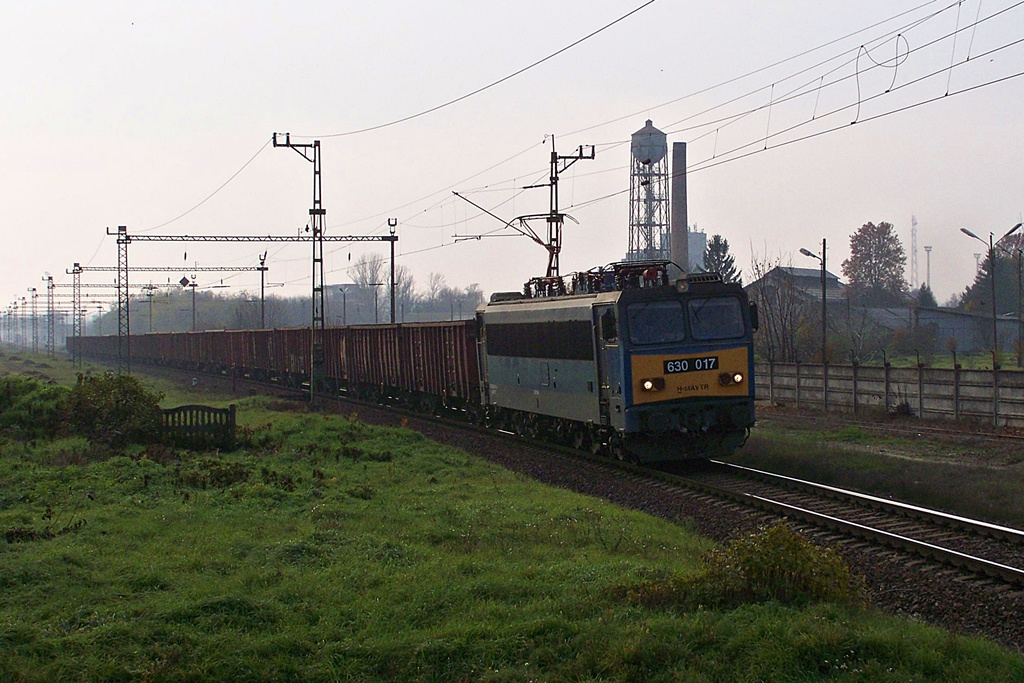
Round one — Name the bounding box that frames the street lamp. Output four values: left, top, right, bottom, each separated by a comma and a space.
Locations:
960, 222, 1022, 367
799, 238, 827, 364
337, 284, 356, 326
368, 282, 384, 324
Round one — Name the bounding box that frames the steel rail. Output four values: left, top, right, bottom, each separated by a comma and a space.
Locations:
712, 460, 1024, 543
663, 466, 1024, 586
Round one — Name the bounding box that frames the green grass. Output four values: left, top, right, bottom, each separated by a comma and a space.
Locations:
3, 351, 1024, 679
0, 395, 1021, 680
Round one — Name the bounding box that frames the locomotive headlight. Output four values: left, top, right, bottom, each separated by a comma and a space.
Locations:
718, 372, 745, 386
641, 377, 665, 391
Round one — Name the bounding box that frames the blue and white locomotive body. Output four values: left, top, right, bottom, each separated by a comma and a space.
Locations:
477, 266, 757, 462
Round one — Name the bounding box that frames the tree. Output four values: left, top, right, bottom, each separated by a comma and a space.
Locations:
959, 233, 1023, 317
915, 284, 938, 308
747, 249, 811, 362
352, 252, 385, 289
704, 234, 742, 284
841, 221, 908, 306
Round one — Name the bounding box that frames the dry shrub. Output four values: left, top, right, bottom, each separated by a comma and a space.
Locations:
622, 523, 865, 610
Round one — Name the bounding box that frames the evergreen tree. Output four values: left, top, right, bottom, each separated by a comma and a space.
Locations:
958, 241, 1023, 317
704, 234, 742, 285
915, 284, 938, 308
841, 221, 908, 306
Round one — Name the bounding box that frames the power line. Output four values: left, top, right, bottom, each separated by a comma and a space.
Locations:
140, 138, 272, 232
299, 1, 658, 139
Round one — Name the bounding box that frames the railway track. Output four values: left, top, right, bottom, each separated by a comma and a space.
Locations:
655, 459, 1024, 587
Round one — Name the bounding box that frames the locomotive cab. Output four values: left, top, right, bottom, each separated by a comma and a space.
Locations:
478, 262, 756, 463
612, 276, 756, 461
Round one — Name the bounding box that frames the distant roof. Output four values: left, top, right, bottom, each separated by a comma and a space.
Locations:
777, 266, 841, 281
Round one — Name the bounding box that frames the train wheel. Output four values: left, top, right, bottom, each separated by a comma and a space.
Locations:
512, 413, 528, 437
571, 426, 587, 451
608, 433, 626, 461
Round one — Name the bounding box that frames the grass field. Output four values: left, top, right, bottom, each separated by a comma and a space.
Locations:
2, 350, 1024, 680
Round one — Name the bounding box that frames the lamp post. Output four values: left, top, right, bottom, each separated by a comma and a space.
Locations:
338, 284, 356, 326
961, 222, 1022, 367
369, 282, 384, 324
923, 246, 932, 291
799, 238, 827, 364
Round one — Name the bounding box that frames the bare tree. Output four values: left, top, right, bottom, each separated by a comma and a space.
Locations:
833, 298, 890, 363
352, 252, 385, 288
747, 248, 809, 362
425, 272, 446, 301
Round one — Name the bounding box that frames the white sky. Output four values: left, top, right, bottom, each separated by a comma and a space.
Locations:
3, 0, 1023, 315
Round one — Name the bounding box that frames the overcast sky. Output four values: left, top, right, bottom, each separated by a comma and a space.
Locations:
3, 0, 1022, 318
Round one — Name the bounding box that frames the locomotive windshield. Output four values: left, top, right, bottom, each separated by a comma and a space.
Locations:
687, 297, 745, 340
627, 301, 686, 345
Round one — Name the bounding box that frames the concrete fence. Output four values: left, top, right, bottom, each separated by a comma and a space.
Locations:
755, 361, 1024, 428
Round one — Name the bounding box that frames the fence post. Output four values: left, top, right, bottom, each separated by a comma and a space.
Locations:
993, 368, 999, 428
769, 360, 775, 402
884, 359, 891, 413
917, 361, 924, 419
954, 362, 961, 422
822, 361, 828, 412
795, 362, 801, 410
852, 357, 859, 415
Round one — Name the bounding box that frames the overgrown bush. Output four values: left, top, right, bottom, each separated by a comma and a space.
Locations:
622, 523, 864, 610
0, 374, 70, 440
66, 372, 164, 448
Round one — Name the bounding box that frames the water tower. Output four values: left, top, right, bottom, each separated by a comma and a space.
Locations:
628, 119, 670, 261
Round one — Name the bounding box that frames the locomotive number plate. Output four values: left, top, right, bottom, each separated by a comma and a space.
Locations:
663, 356, 718, 374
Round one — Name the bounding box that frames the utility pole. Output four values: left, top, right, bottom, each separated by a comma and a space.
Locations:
274, 132, 327, 404
388, 218, 397, 324
454, 136, 593, 285
525, 135, 595, 278
27, 288, 38, 354
144, 284, 156, 333
67, 263, 83, 367
19, 297, 26, 349
43, 276, 55, 357
258, 251, 268, 329
115, 226, 131, 373
799, 238, 827, 364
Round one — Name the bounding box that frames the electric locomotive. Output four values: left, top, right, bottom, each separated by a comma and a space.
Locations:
477, 261, 757, 461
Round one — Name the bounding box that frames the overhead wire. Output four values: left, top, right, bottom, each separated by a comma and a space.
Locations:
341, 0, 973, 244
298, 1, 659, 140
69, 1, 1020, 293
141, 138, 272, 232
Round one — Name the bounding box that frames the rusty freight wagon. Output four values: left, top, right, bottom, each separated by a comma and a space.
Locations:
68, 320, 481, 417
